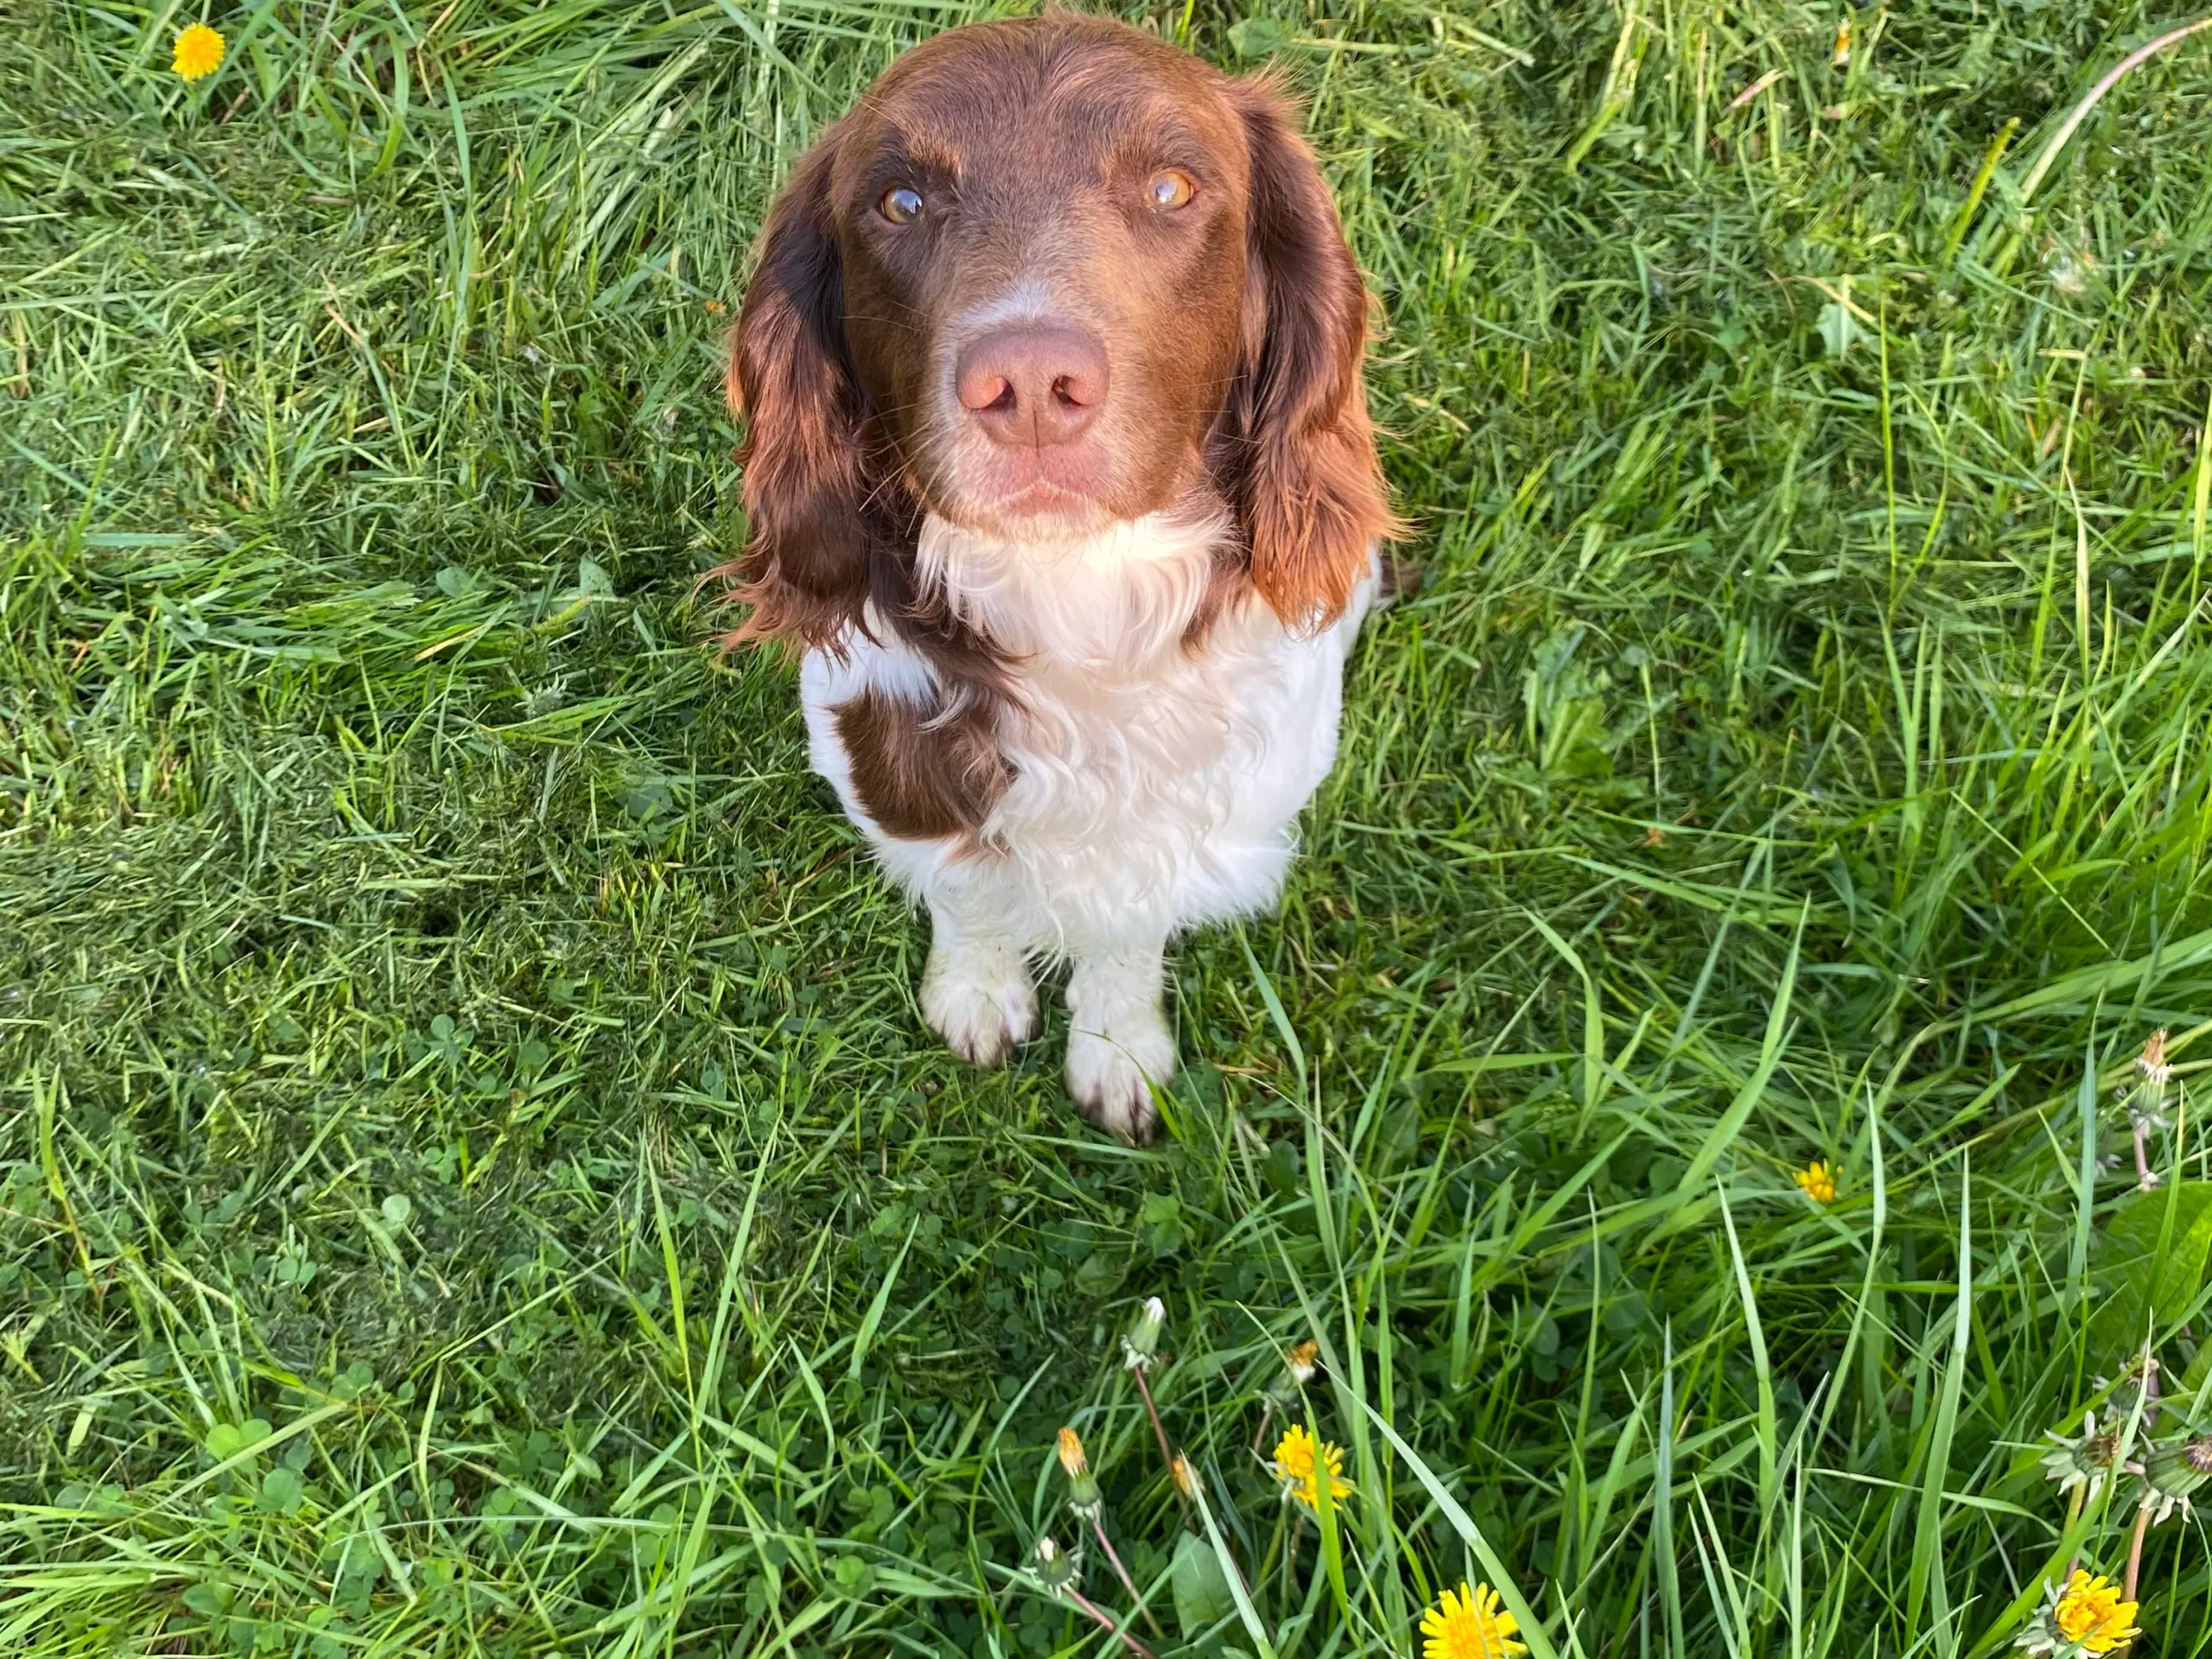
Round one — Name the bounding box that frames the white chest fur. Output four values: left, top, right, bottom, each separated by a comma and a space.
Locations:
796, 511, 1372, 1141
800, 512, 1369, 955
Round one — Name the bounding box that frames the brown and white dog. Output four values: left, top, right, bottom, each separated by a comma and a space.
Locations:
721, 14, 1396, 1141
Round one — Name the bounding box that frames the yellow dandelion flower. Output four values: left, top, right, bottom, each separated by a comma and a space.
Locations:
2054, 1572, 2139, 1655
173, 22, 226, 82
1168, 1452, 1196, 1499
1794, 1160, 1837, 1205
1269, 1423, 1351, 1511
1055, 1427, 1101, 1514
1421, 1581, 1527, 1659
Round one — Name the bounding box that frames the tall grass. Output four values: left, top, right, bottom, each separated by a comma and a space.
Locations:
5, 1, 2212, 1654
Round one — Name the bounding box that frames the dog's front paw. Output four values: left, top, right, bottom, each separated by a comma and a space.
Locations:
922, 943, 1037, 1068
1065, 1020, 1174, 1145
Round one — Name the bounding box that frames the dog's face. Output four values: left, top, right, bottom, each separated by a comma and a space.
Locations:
724, 15, 1394, 657
826, 28, 1249, 537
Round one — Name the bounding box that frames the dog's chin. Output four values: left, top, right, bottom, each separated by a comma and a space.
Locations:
938, 481, 1118, 544
926, 445, 1135, 543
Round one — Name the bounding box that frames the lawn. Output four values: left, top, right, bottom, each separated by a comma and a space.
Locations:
6, 1, 2212, 1655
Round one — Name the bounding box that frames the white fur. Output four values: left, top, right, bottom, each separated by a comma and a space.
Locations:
799, 509, 1372, 1140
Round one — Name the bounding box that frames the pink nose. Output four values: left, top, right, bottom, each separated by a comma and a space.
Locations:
955, 326, 1109, 448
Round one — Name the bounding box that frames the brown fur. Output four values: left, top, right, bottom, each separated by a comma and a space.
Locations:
722, 140, 879, 653
719, 139, 1007, 702
1213, 76, 1403, 627
833, 690, 1010, 842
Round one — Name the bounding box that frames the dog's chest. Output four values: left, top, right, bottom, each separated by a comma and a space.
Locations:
799, 516, 1367, 942
964, 609, 1349, 943
988, 620, 1295, 852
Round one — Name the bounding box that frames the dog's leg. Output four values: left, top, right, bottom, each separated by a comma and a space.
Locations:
1065, 941, 1175, 1144
920, 904, 1038, 1069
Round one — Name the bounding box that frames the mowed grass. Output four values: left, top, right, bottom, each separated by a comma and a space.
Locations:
6, 0, 2212, 1654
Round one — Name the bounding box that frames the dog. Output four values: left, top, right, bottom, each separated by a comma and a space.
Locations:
721, 13, 1397, 1142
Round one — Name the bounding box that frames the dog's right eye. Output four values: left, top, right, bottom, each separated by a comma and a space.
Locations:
879, 186, 924, 224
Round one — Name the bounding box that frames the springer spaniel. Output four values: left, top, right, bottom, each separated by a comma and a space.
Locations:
721, 14, 1397, 1142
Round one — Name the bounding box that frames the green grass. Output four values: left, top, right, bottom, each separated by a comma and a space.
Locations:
6, 0, 2212, 1654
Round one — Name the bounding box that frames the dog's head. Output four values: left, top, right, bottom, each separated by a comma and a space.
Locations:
723, 14, 1394, 656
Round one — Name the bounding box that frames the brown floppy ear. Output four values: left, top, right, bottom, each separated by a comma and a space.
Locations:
719, 127, 886, 652
1220, 79, 1399, 630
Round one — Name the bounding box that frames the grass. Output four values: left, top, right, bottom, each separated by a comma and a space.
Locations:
5, 0, 2212, 1653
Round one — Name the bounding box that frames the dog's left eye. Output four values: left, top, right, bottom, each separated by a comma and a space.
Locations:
1146, 169, 1196, 211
